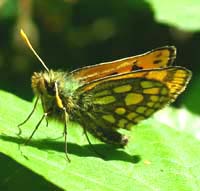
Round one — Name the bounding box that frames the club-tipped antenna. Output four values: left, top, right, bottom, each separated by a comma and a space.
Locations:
20, 29, 49, 72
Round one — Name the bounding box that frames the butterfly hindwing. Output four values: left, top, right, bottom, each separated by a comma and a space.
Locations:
71, 46, 176, 83
72, 67, 191, 146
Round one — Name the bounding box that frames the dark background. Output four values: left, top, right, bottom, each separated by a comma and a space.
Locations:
0, 0, 200, 190
0, 0, 200, 114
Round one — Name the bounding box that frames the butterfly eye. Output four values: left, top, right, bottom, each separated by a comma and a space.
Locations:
44, 80, 56, 96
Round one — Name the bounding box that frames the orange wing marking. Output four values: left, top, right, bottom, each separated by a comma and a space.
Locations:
71, 46, 176, 83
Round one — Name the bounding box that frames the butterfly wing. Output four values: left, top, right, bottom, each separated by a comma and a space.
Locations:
72, 67, 191, 146
71, 46, 176, 83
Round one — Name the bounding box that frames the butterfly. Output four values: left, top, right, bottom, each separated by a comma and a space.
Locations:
19, 30, 192, 161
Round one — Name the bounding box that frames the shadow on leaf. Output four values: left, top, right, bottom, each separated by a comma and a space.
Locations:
0, 134, 141, 163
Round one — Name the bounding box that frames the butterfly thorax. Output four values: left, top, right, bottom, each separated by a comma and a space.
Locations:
31, 70, 81, 120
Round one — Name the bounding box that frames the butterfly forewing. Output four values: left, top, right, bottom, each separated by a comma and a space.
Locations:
71, 46, 176, 83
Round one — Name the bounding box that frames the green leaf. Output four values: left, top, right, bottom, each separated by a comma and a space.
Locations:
146, 0, 200, 32
0, 90, 200, 191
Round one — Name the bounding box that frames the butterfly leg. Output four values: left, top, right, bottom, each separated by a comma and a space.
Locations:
17, 96, 40, 135
62, 107, 71, 162
54, 82, 71, 162
24, 112, 48, 145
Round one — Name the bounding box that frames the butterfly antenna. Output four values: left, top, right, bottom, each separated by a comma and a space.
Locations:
20, 29, 49, 73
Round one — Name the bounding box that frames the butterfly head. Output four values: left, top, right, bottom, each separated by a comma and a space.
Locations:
32, 70, 59, 97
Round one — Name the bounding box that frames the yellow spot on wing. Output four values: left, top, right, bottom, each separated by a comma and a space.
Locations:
172, 79, 185, 84
146, 70, 167, 81
127, 112, 138, 120
161, 87, 168, 95
143, 88, 160, 94
118, 119, 128, 128
125, 93, 143, 105
140, 81, 154, 88
175, 70, 187, 78
102, 115, 116, 123
126, 123, 134, 129
154, 103, 161, 108
136, 106, 147, 114
145, 109, 155, 116
93, 96, 116, 104
160, 96, 168, 102
113, 84, 132, 93
115, 107, 126, 115
134, 116, 145, 123
95, 90, 111, 97
147, 102, 154, 107
150, 95, 159, 102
